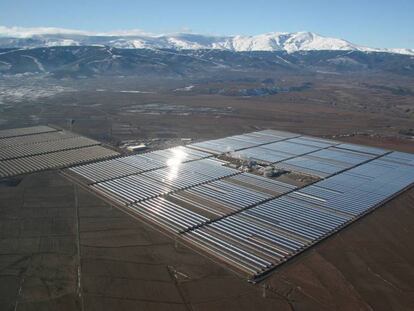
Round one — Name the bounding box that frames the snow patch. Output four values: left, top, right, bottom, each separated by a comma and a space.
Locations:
174, 85, 195, 92
21, 55, 46, 72
119, 90, 155, 94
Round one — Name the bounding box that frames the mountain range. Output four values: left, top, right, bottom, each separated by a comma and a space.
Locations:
0, 26, 413, 79
0, 26, 413, 55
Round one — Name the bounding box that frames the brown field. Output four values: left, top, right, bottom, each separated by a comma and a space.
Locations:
1, 73, 413, 146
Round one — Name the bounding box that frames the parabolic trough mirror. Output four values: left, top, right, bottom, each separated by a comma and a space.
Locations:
61, 129, 414, 281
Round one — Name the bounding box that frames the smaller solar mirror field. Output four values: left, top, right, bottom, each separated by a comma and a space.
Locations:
57, 129, 414, 281
0, 125, 119, 178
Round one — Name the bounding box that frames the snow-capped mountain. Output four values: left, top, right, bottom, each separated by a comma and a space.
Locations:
0, 26, 413, 55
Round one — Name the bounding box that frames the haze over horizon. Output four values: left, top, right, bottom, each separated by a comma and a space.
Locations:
1, 0, 413, 49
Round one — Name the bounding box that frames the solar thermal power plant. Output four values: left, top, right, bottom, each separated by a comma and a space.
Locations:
52, 129, 414, 281
0, 125, 120, 178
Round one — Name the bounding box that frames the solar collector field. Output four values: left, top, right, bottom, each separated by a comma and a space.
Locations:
187, 130, 299, 154
182, 151, 414, 279
0, 136, 100, 160
65, 130, 414, 281
89, 158, 241, 206
0, 126, 120, 178
275, 147, 376, 178
230, 136, 340, 165
167, 179, 273, 219
0, 145, 118, 178
91, 174, 177, 205
68, 146, 211, 183
0, 125, 57, 139
0, 130, 79, 148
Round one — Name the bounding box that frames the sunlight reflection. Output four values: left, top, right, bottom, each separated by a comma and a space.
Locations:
166, 148, 188, 180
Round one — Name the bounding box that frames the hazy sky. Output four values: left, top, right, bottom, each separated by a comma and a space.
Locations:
1, 0, 413, 48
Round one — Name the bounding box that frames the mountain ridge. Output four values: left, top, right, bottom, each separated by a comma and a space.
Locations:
0, 26, 413, 55
1, 46, 413, 78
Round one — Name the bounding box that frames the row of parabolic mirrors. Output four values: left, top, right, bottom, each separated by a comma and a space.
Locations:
0, 126, 119, 178
61, 129, 414, 281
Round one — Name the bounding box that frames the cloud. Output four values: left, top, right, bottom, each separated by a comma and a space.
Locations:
102, 29, 155, 37
180, 27, 193, 33
0, 26, 158, 38
0, 26, 94, 37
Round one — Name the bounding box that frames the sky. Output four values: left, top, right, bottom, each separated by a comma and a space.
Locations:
0, 0, 413, 49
